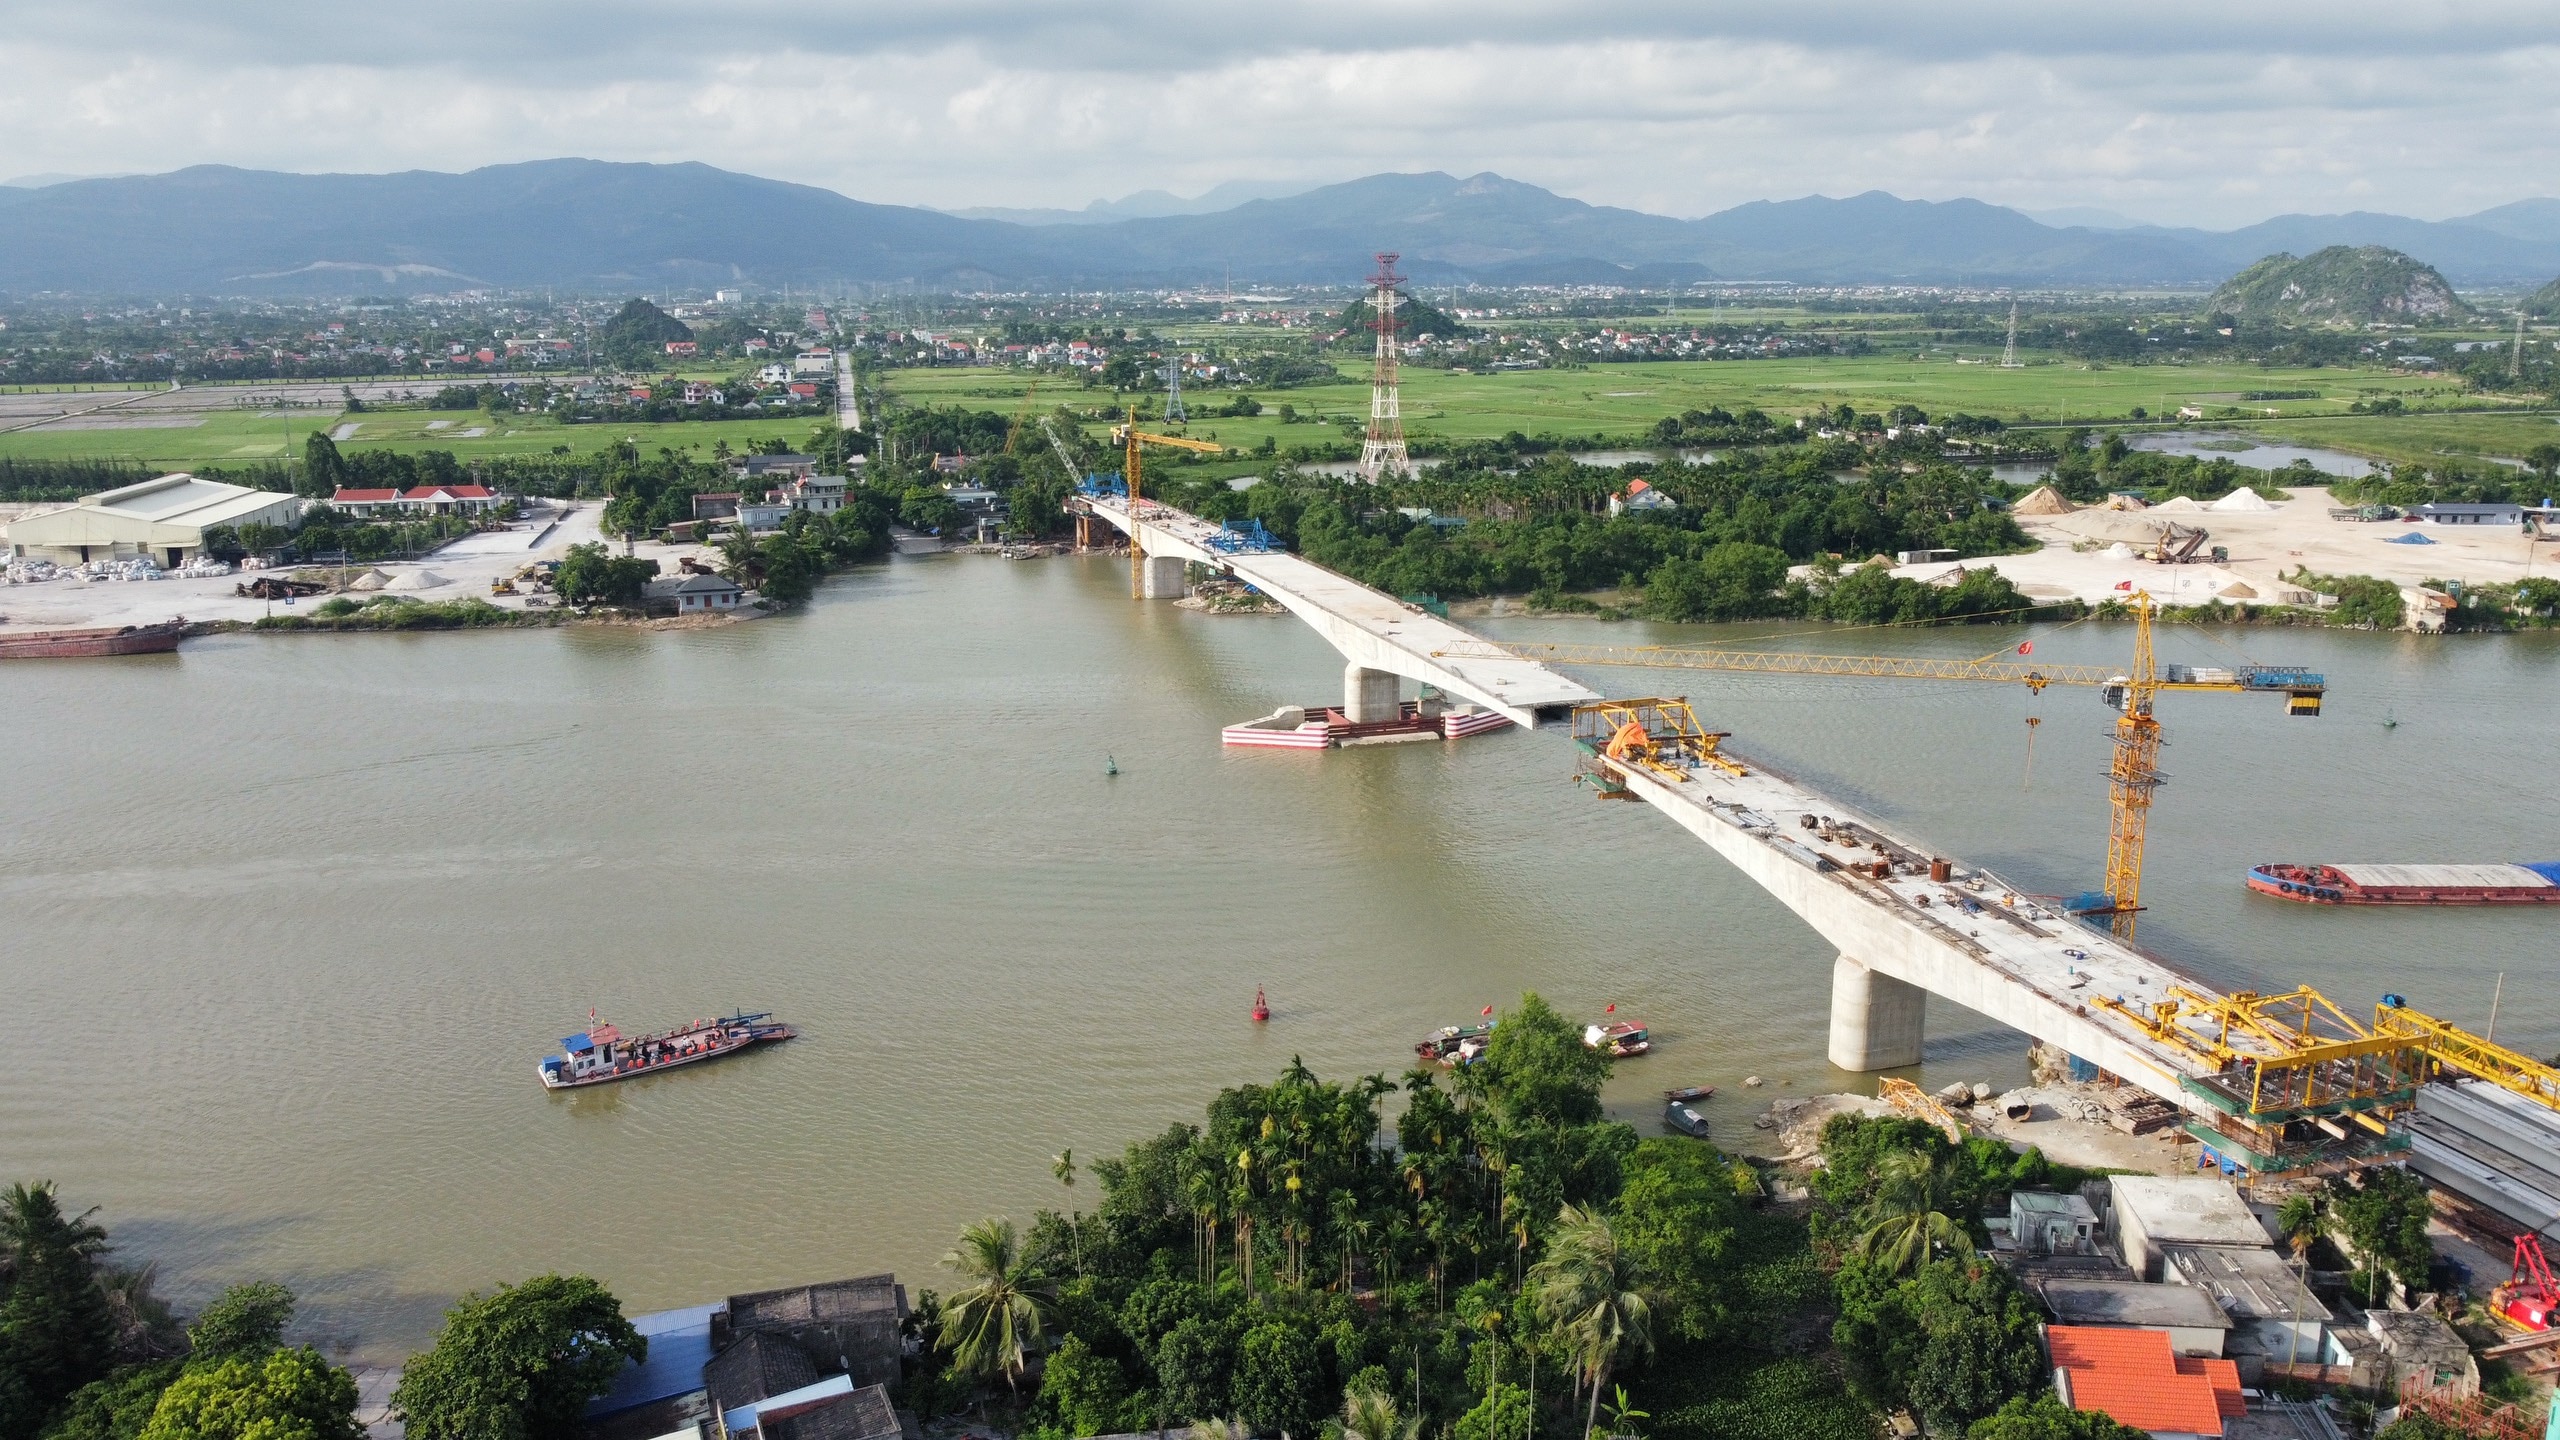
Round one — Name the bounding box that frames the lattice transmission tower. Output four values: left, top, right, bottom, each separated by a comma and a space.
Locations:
1357, 252, 1409, 482
1164, 352, 1187, 424
2000, 302, 2023, 368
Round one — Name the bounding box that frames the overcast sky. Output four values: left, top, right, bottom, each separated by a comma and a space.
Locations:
4, 1, 2556, 228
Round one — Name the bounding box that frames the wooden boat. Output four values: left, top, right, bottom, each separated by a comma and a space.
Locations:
1584, 1020, 1651, 1058
2248, 862, 2560, 906
1664, 1084, 1716, 1103
1663, 1101, 1711, 1138
1416, 1022, 1492, 1065
538, 1010, 794, 1089
0, 621, 184, 658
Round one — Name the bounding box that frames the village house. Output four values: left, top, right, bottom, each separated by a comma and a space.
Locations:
775, 474, 847, 514
1607, 477, 1678, 516
643, 572, 747, 615
692, 492, 743, 521
665, 341, 699, 357
329, 487, 405, 517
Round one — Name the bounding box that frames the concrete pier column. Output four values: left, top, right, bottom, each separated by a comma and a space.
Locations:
1828, 954, 1924, 1071
1141, 555, 1188, 599
1343, 664, 1402, 723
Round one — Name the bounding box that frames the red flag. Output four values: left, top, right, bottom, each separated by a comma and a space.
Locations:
1481, 1005, 1494, 1016
1605, 1002, 1617, 1013
2113, 580, 2134, 591
2017, 641, 2033, 655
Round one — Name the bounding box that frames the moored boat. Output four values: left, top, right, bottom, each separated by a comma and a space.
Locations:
1664, 1084, 1716, 1103
2247, 862, 2560, 906
1584, 1020, 1651, 1057
538, 1009, 795, 1089
1417, 1022, 1492, 1065
0, 621, 185, 659
1663, 1101, 1711, 1138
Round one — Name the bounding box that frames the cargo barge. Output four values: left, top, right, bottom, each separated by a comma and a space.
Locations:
2247, 862, 2560, 906
538, 1009, 795, 1088
0, 621, 185, 659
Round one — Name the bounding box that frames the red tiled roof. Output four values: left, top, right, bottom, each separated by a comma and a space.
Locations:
397, 485, 496, 500
331, 488, 400, 503
2175, 1356, 2246, 1419
2049, 1327, 2226, 1437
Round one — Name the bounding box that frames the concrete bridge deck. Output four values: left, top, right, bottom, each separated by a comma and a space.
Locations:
1078, 492, 2281, 1112
1082, 495, 1599, 727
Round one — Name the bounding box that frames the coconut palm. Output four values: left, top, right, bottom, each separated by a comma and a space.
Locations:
1530, 1204, 1655, 1440
1854, 1149, 1967, 1278
939, 1217, 1055, 1400
1053, 1149, 1083, 1276
1342, 1383, 1419, 1440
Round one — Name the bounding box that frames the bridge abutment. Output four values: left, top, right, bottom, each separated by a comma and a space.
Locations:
1141, 555, 1188, 599
1828, 953, 1924, 1071
1343, 664, 1402, 723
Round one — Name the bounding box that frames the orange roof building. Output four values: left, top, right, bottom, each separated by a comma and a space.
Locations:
2048, 1326, 2243, 1437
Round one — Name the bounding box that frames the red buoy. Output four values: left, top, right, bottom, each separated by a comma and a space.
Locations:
1252, 987, 1271, 1023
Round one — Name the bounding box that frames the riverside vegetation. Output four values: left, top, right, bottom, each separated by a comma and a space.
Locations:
2, 1000, 2453, 1440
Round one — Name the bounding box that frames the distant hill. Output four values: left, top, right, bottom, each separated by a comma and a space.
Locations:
3, 159, 2559, 294
944, 180, 1309, 226
2528, 274, 2560, 318
2209, 246, 2467, 323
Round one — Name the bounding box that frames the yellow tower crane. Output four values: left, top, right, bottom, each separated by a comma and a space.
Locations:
1445, 594, 2324, 940
1113, 404, 1224, 599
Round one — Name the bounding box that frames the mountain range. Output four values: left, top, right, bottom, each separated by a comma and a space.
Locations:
2, 160, 2556, 296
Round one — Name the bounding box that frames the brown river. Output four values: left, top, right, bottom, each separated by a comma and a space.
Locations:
2, 553, 2553, 1357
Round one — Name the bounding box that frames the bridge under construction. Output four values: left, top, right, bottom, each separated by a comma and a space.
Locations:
1070, 486, 2560, 1181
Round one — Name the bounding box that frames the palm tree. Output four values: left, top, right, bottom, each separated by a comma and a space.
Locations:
1854, 1150, 1967, 1278
1342, 1383, 1418, 1440
1530, 1204, 1654, 1440
939, 1217, 1055, 1401
1053, 1149, 1083, 1276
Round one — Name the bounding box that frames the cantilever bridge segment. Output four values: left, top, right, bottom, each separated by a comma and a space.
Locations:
1074, 494, 2333, 1152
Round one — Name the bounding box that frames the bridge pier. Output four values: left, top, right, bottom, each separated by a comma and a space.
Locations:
1141, 555, 1188, 599
1343, 664, 1402, 723
1828, 954, 1925, 1071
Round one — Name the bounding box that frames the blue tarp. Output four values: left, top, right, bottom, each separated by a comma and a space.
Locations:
561, 1032, 596, 1052
2384, 532, 2436, 545
2522, 862, 2560, 885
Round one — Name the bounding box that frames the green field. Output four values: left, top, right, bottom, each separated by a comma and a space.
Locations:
0, 406, 838, 470
2247, 411, 2560, 470
0, 352, 2541, 472
877, 353, 2492, 449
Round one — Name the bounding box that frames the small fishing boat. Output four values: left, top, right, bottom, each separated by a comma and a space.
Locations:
1663, 1101, 1711, 1139
1584, 1020, 1651, 1058
1416, 1022, 1492, 1065
1664, 1084, 1716, 1103
538, 1010, 795, 1089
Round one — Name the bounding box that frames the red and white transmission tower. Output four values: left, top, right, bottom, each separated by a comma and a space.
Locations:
1357, 252, 1409, 481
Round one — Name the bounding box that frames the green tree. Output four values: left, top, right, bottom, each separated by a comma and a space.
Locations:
1530, 1205, 1654, 1440
550, 542, 656, 608
0, 1182, 118, 1439
1155, 1317, 1234, 1425
299, 434, 347, 499
1478, 994, 1610, 1130
1642, 543, 1788, 622
389, 1274, 643, 1440
1610, 1141, 1748, 1343
1965, 1395, 2150, 1440
1232, 1323, 1322, 1439
185, 1285, 294, 1367
1453, 1383, 1529, 1440
1032, 1334, 1129, 1437
940, 1218, 1054, 1399
138, 1349, 359, 1440
2329, 1167, 2433, 1297
38, 1363, 182, 1440
1856, 1150, 1969, 1278
1342, 1381, 1418, 1440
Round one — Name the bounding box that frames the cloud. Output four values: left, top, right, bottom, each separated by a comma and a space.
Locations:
1, 2, 2555, 228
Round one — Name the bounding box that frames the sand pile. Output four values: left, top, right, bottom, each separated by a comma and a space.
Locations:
385, 569, 448, 591
2210, 488, 2276, 512
2152, 496, 2207, 513
2012, 485, 2076, 516
345, 569, 394, 592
